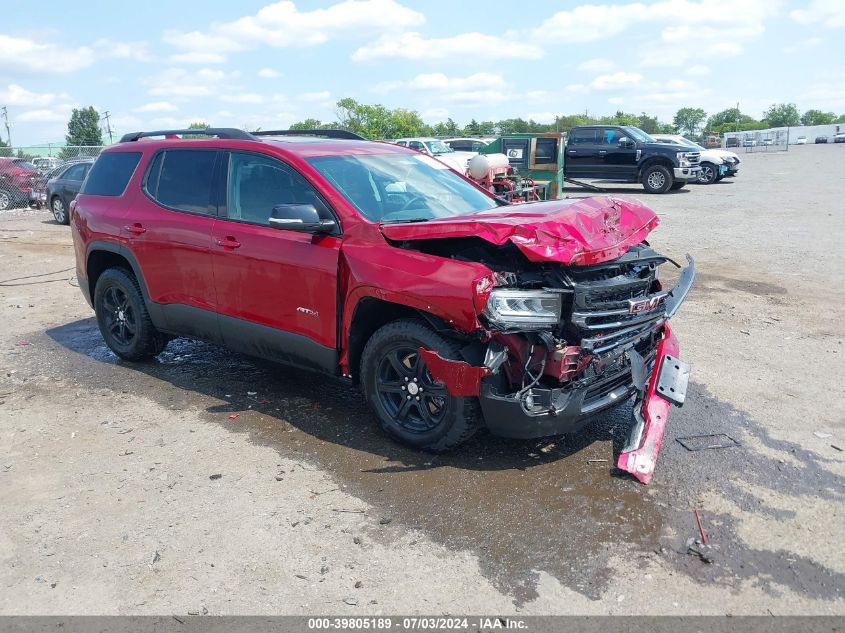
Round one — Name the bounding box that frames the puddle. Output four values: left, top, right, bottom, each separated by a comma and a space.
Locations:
37, 320, 845, 604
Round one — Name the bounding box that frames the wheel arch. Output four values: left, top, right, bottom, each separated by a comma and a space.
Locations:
86, 242, 165, 329
346, 296, 454, 384
637, 156, 674, 181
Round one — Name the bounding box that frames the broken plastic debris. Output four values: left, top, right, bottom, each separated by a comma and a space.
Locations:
227, 414, 239, 420
247, 391, 257, 396
813, 431, 832, 439
676, 433, 739, 451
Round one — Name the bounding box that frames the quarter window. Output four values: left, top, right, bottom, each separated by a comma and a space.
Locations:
82, 153, 141, 196
147, 150, 216, 215
226, 152, 325, 225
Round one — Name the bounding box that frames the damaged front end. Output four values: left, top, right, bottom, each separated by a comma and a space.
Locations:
420, 241, 695, 484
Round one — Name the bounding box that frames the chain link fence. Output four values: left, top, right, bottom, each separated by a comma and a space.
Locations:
723, 131, 789, 153
0, 146, 105, 211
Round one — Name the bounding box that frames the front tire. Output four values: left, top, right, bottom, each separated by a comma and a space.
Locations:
360, 320, 481, 452
641, 164, 673, 193
94, 268, 168, 361
0, 189, 12, 211
698, 162, 718, 184
51, 196, 68, 224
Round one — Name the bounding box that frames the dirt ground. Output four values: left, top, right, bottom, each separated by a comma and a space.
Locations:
0, 145, 843, 615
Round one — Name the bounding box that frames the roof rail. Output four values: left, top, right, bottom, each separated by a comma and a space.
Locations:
119, 128, 256, 143
253, 129, 367, 141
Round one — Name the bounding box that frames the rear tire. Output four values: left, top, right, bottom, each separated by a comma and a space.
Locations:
360, 319, 481, 452
641, 164, 673, 194
94, 268, 168, 361
51, 196, 68, 224
0, 189, 11, 211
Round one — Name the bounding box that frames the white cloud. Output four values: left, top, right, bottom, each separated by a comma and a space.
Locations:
165, 0, 424, 53
298, 91, 332, 102
687, 65, 711, 76
169, 52, 227, 64
145, 68, 239, 99
0, 35, 93, 73
220, 93, 267, 104
18, 103, 77, 123
258, 68, 282, 78
134, 101, 179, 113
590, 72, 643, 90
421, 108, 449, 121
96, 39, 154, 62
0, 84, 60, 107
353, 32, 542, 61
791, 0, 845, 27
783, 36, 823, 53
578, 58, 615, 72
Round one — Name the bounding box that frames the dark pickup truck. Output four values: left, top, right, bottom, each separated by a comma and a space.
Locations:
565, 125, 701, 193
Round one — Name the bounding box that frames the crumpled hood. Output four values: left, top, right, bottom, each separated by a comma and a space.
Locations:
379, 196, 659, 266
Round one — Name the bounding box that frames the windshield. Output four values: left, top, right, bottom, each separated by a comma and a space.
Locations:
427, 140, 454, 155
623, 126, 656, 143
307, 152, 499, 223
13, 160, 37, 170
680, 137, 705, 150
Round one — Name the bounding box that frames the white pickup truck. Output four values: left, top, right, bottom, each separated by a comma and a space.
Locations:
392, 137, 474, 174
652, 134, 741, 184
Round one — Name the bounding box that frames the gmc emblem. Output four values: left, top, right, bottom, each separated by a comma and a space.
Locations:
628, 295, 665, 315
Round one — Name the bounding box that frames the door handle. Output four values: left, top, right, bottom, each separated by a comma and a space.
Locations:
124, 223, 146, 236
215, 236, 241, 249
598, 150, 607, 155
567, 150, 577, 154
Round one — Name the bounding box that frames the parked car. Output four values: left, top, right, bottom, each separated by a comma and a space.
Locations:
834, 132, 845, 143
32, 156, 63, 173
761, 138, 773, 146
795, 136, 808, 145
652, 134, 740, 184
815, 136, 828, 144
393, 137, 474, 173
743, 138, 757, 147
565, 125, 701, 193
46, 159, 94, 224
0, 157, 40, 211
443, 137, 495, 153
70, 127, 694, 483
725, 137, 740, 148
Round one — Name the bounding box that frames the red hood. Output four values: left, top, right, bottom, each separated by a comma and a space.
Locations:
379, 196, 659, 266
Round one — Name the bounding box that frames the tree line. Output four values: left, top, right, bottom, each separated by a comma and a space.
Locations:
2, 100, 843, 160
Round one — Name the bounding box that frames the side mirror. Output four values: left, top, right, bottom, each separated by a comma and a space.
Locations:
619, 138, 636, 149
268, 203, 337, 234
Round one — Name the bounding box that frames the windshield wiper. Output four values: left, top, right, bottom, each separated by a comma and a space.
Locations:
380, 217, 430, 224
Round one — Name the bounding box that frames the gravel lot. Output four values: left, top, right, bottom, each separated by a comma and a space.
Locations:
0, 145, 843, 615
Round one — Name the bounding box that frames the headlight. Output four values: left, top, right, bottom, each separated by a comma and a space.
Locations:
484, 289, 561, 328
677, 152, 691, 167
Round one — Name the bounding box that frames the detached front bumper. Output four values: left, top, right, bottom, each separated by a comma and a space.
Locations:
673, 166, 701, 182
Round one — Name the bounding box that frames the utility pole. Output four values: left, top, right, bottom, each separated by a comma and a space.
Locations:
103, 110, 114, 144
1, 106, 11, 146
735, 101, 740, 132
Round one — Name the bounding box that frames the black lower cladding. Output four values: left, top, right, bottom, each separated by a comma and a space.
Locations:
158, 304, 338, 374
479, 365, 636, 439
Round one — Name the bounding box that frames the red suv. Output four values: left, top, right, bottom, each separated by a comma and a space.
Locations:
71, 128, 694, 483
0, 157, 40, 210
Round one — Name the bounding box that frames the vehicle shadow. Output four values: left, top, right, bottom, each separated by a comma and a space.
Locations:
564, 185, 692, 196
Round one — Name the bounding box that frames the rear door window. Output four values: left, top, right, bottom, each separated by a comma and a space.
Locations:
146, 150, 217, 214
82, 153, 141, 196
62, 163, 88, 181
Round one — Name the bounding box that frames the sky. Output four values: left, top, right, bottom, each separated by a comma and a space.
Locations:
2, 0, 844, 146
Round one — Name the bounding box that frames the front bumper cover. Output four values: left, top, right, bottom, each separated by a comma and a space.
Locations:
673, 166, 702, 182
